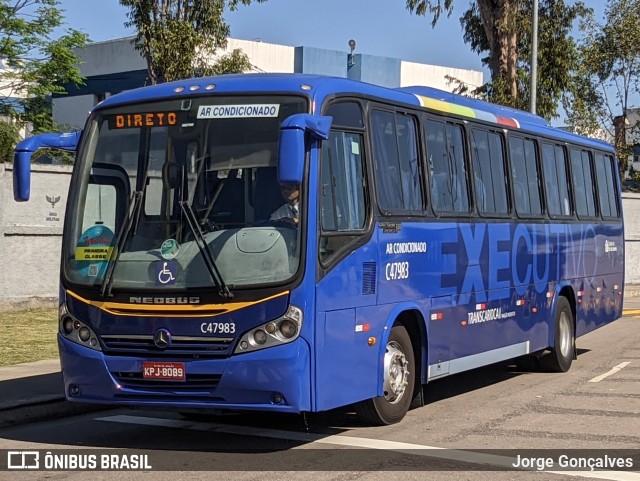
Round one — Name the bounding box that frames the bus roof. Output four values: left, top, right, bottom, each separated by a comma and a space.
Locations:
96, 73, 613, 152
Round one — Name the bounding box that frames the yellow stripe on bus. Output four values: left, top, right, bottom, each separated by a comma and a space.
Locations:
66, 289, 289, 318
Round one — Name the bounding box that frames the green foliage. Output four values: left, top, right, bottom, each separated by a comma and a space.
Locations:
0, 120, 19, 163
209, 49, 254, 75
120, 0, 266, 83
405, 0, 454, 27
459, 0, 590, 120
566, 0, 640, 180
0, 0, 89, 130
407, 0, 590, 120
32, 147, 74, 164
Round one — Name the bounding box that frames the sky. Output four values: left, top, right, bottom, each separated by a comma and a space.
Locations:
56, 0, 606, 77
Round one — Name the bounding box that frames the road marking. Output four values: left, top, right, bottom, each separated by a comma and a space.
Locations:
589, 362, 631, 383
622, 310, 640, 317
97, 414, 640, 480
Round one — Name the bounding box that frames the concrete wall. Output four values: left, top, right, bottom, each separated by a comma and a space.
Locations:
295, 46, 347, 77
79, 37, 147, 77
623, 193, 640, 284
227, 38, 294, 73
0, 163, 72, 311
348, 54, 401, 88
400, 61, 484, 91
52, 96, 94, 131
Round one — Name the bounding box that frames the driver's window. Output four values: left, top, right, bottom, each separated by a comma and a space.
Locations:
319, 101, 368, 264
320, 131, 366, 232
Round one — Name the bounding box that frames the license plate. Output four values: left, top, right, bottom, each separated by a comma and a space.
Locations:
142, 361, 186, 381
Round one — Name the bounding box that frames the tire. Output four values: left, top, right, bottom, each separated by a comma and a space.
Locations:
540, 296, 574, 372
356, 325, 415, 425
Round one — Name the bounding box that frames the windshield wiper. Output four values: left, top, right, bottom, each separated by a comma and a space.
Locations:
99, 190, 143, 297
179, 200, 234, 298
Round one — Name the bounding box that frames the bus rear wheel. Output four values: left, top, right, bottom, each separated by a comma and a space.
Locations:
356, 325, 415, 425
540, 296, 574, 372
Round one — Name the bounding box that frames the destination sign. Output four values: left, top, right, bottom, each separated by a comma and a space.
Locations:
110, 112, 179, 129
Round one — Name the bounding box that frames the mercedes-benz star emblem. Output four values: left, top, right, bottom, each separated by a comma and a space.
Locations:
153, 328, 171, 349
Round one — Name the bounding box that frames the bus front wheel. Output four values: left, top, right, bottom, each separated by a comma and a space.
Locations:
356, 325, 415, 425
540, 296, 575, 372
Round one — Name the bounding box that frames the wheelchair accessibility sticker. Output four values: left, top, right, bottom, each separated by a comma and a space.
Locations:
155, 261, 178, 285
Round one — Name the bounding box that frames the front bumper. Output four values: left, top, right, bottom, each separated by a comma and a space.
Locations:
58, 334, 312, 413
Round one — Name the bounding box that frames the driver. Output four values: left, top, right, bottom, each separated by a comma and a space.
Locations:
270, 184, 300, 224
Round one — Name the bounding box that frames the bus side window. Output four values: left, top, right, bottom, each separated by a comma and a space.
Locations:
509, 136, 542, 216
542, 143, 572, 217
571, 148, 597, 218
425, 119, 469, 214
595, 153, 621, 218
371, 109, 422, 213
470, 128, 508, 215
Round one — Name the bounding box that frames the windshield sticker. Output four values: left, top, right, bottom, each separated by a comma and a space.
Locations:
160, 239, 180, 260
109, 112, 178, 129
75, 225, 114, 261
156, 261, 178, 286
196, 104, 280, 119
75, 225, 114, 277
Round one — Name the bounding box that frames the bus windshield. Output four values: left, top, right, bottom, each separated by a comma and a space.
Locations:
63, 95, 308, 293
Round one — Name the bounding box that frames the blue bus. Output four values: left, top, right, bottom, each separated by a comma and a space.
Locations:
13, 74, 624, 424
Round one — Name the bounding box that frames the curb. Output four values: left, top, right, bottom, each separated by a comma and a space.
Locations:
0, 398, 107, 430
624, 286, 640, 298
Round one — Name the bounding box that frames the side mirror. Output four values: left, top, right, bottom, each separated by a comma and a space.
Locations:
13, 151, 33, 202
13, 131, 81, 202
278, 114, 332, 184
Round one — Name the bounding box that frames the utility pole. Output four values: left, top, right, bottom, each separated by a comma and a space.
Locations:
530, 0, 539, 114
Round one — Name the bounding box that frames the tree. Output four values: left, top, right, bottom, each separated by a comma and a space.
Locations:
0, 119, 19, 163
0, 0, 89, 133
564, 0, 640, 179
406, 0, 590, 119
120, 0, 267, 84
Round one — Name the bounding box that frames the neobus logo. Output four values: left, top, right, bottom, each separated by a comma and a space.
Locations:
129, 296, 200, 304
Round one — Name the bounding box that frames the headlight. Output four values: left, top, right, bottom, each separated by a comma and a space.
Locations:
278, 319, 298, 339
252, 329, 267, 345
235, 305, 303, 354
59, 303, 101, 351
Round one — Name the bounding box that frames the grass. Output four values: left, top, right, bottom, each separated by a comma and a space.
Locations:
0, 308, 58, 367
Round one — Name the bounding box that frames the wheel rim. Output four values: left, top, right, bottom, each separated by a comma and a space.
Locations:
383, 340, 409, 404
558, 310, 572, 358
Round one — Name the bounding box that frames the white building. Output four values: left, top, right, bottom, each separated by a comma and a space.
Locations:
53, 36, 484, 129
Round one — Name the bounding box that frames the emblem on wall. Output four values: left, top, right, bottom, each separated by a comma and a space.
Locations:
46, 195, 60, 208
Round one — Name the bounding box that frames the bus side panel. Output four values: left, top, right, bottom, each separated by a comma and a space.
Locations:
572, 221, 624, 338
313, 218, 623, 407
315, 239, 379, 411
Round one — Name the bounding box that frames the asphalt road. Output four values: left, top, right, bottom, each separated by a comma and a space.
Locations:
0, 315, 639, 481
